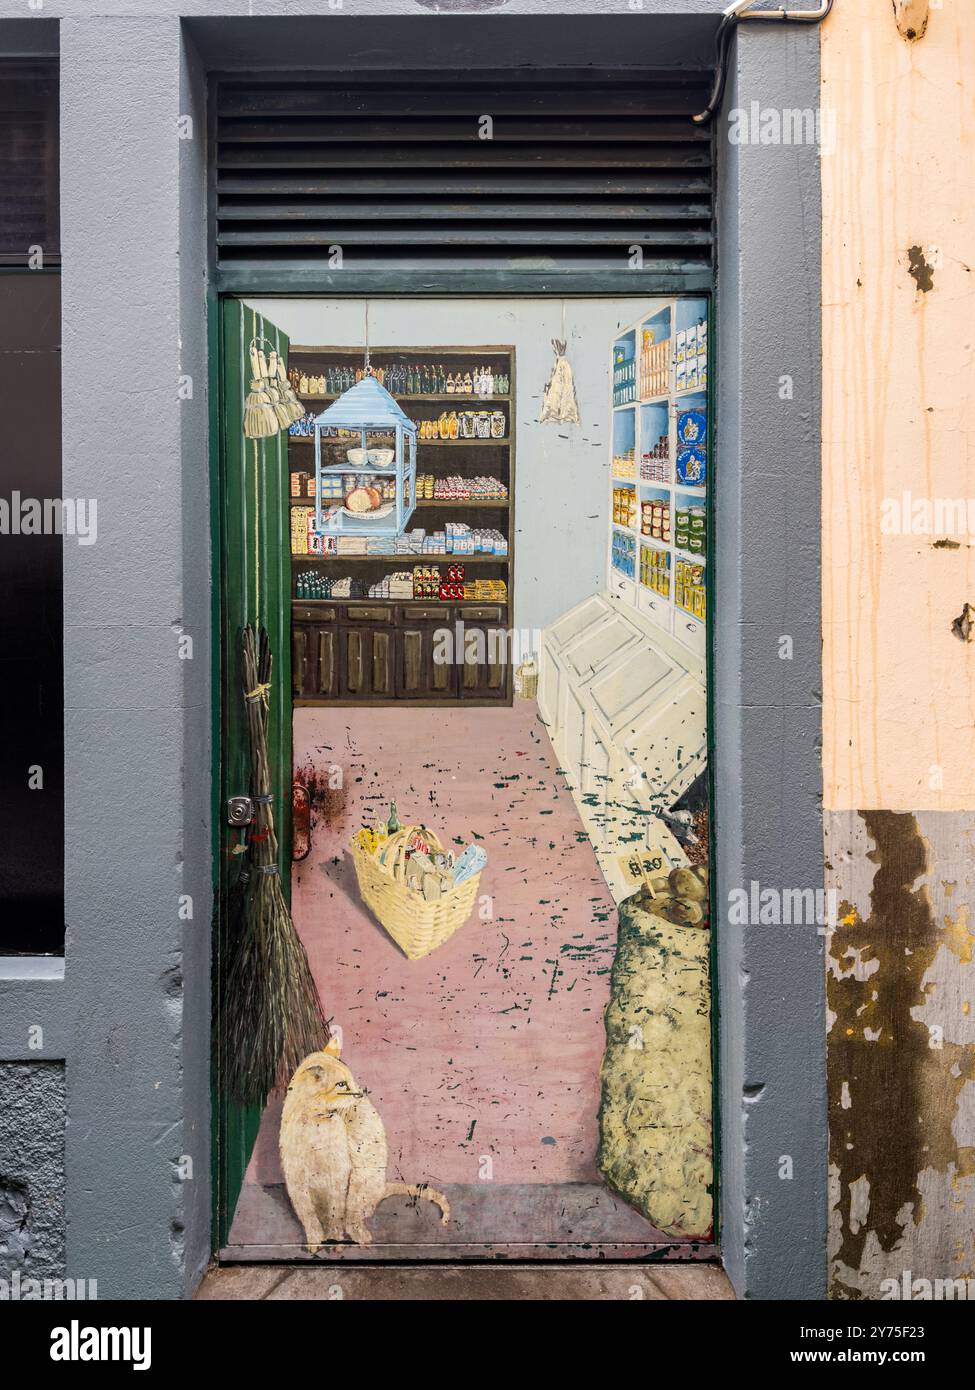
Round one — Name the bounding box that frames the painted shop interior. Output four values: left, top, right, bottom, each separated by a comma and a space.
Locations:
0, 0, 971, 1302
213, 295, 712, 1262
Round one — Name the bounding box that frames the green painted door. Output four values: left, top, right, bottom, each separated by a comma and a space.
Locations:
212, 300, 293, 1246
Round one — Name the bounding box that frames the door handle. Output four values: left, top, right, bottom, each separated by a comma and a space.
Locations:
227, 796, 254, 826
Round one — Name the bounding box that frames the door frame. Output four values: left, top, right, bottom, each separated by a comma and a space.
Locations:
210, 284, 720, 1260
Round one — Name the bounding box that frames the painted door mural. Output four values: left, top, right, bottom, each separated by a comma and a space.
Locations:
217, 298, 713, 1259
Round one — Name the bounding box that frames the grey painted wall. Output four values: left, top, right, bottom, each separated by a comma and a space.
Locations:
0, 2, 727, 22
0, 14, 212, 1300
0, 1, 826, 1301
714, 25, 827, 1299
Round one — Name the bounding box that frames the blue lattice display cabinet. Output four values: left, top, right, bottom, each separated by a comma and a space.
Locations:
312, 373, 418, 538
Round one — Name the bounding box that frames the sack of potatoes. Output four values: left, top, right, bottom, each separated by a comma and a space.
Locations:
637, 864, 709, 928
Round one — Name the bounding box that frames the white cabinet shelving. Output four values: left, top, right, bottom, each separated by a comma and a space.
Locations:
538, 297, 710, 904
607, 297, 709, 658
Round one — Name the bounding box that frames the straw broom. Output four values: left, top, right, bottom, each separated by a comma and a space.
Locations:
223, 624, 328, 1104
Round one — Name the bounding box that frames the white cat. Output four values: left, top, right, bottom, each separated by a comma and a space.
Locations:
280, 1037, 450, 1251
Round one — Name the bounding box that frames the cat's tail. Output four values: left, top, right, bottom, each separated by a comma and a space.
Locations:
384, 1182, 450, 1225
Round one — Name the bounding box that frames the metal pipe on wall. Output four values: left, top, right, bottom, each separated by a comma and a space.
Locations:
693, 0, 835, 124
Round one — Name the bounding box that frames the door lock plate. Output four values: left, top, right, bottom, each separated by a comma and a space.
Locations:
227, 795, 254, 826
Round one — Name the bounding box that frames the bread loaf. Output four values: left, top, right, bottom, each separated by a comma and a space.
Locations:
346, 486, 381, 514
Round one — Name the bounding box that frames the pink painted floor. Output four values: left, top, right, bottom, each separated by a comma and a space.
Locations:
244, 700, 618, 1195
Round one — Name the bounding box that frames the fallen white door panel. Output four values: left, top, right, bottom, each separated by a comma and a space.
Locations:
538, 592, 706, 904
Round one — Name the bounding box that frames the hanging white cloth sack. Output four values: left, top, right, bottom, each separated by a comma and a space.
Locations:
539, 338, 580, 425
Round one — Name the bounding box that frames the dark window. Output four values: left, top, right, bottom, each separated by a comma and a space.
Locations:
0, 57, 63, 953
0, 57, 59, 266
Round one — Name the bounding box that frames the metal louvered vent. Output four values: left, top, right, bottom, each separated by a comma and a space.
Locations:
0, 58, 60, 265
214, 71, 713, 277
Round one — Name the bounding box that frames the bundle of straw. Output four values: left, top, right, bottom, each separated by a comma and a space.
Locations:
222, 625, 328, 1104
538, 337, 580, 425
273, 350, 305, 425
243, 343, 280, 440
265, 349, 296, 430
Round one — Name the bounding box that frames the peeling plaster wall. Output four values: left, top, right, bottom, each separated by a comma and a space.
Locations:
0, 1063, 65, 1283
822, 1, 975, 1298
826, 812, 975, 1298
0, 0, 832, 1299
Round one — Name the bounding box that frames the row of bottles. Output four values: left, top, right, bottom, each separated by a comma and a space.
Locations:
418, 409, 507, 441
289, 362, 510, 399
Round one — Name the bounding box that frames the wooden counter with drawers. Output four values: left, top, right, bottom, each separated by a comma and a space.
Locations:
292, 601, 512, 706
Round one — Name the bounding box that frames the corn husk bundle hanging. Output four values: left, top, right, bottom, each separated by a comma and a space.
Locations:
539, 337, 580, 425
243, 338, 304, 437
243, 341, 280, 440
263, 349, 294, 430
222, 625, 328, 1103
274, 350, 305, 425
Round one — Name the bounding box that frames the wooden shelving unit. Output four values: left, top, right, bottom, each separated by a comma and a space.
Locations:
289, 438, 511, 449
289, 498, 509, 509
288, 344, 515, 706
296, 393, 512, 406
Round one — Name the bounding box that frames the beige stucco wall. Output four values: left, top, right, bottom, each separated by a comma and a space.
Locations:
823, 0, 975, 1299
822, 0, 975, 813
